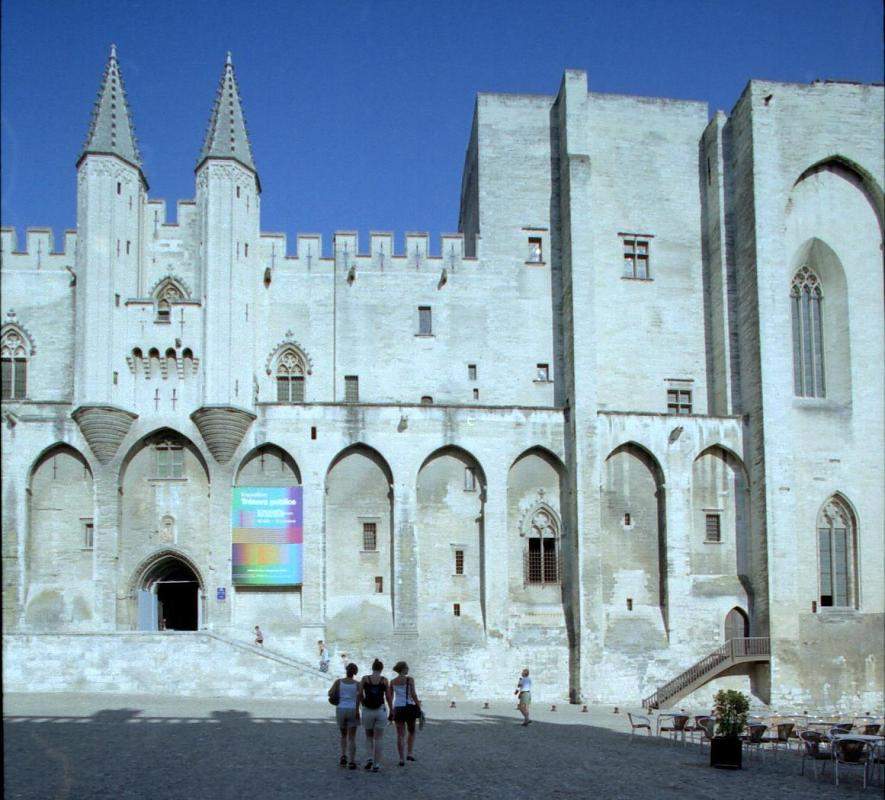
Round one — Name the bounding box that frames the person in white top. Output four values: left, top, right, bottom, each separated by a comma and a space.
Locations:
329, 662, 360, 769
514, 668, 532, 726
388, 661, 423, 766
317, 640, 330, 672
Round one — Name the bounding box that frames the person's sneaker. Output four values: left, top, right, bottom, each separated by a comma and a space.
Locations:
398, 760, 405, 767
372, 764, 381, 773
406, 755, 416, 762
520, 720, 529, 726
339, 756, 347, 767
364, 760, 373, 770
348, 762, 357, 770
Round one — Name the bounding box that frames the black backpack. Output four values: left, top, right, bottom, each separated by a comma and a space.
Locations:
362, 678, 386, 709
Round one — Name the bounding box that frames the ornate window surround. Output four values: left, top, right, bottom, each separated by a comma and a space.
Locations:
1, 319, 35, 401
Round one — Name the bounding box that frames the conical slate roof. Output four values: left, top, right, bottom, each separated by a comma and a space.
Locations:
79, 44, 145, 179
197, 52, 258, 182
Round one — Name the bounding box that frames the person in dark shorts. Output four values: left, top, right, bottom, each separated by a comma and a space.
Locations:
329, 662, 360, 769
359, 659, 390, 772
388, 661, 422, 766
254, 625, 264, 646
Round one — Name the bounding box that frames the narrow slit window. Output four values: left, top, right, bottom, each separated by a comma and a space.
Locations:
453, 603, 461, 617
527, 236, 543, 263
705, 513, 722, 543
83, 520, 94, 550
454, 549, 464, 575
536, 363, 550, 382
344, 375, 359, 403
362, 522, 377, 552
468, 364, 477, 381
374, 576, 383, 594
418, 306, 432, 335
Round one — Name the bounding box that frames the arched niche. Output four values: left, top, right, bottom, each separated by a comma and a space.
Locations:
816, 493, 859, 609
788, 238, 852, 404
602, 442, 668, 640
691, 445, 749, 578
235, 443, 301, 486
324, 443, 394, 641
117, 429, 211, 619
507, 447, 566, 608
25, 443, 94, 629
415, 445, 486, 640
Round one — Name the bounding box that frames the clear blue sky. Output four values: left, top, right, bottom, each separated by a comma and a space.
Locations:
2, 0, 882, 255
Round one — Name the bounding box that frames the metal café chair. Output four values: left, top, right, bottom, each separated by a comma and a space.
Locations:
741, 722, 768, 762
627, 712, 652, 742
798, 730, 832, 780
761, 721, 795, 757
694, 716, 716, 761
832, 737, 876, 789
657, 712, 689, 745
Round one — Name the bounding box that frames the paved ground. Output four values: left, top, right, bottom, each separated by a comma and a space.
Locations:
3, 694, 878, 799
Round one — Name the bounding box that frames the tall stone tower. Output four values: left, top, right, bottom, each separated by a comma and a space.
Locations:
72, 44, 144, 462
191, 53, 258, 464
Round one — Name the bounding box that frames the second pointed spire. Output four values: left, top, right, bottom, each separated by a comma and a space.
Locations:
197, 52, 258, 181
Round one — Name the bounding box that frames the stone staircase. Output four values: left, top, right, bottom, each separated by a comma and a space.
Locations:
642, 637, 770, 710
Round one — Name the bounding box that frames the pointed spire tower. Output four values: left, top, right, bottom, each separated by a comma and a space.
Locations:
196, 51, 259, 190
78, 44, 147, 187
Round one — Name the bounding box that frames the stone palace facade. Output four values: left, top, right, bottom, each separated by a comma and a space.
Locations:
1, 47, 882, 709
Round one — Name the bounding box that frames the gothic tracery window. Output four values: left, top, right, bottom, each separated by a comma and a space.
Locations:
276, 348, 305, 403
817, 496, 857, 608
524, 507, 560, 585
1, 327, 29, 400
791, 266, 825, 397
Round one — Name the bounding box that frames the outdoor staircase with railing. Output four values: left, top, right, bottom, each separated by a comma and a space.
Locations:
642, 637, 770, 710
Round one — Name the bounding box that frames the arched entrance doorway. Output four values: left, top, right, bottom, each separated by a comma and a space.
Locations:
724, 607, 749, 641
137, 555, 202, 631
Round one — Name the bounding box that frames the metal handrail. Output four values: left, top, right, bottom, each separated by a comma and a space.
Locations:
642, 638, 770, 710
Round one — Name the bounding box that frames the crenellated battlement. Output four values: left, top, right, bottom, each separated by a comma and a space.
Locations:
258, 229, 482, 275
0, 226, 78, 270
145, 198, 199, 232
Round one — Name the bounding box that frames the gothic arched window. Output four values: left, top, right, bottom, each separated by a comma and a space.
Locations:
1, 326, 30, 400
817, 496, 857, 608
791, 266, 825, 398
276, 348, 305, 403
524, 507, 559, 585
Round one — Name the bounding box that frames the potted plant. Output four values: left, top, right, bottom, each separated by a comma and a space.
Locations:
710, 689, 749, 769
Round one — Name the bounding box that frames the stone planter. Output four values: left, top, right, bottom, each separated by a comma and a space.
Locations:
710, 735, 742, 769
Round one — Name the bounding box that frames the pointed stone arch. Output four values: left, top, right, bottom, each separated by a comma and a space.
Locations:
792, 155, 884, 235
149, 275, 191, 301
118, 426, 210, 486
265, 335, 313, 376
235, 442, 302, 486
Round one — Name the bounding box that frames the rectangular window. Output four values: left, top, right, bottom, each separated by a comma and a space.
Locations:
527, 237, 543, 263
818, 528, 833, 607
622, 236, 651, 279
705, 513, 722, 543
2, 357, 27, 400
418, 306, 432, 335
453, 603, 461, 617
454, 549, 464, 575
536, 363, 550, 382
468, 364, 477, 381
83, 519, 94, 550
126, 240, 131, 255
362, 522, 377, 552
464, 467, 476, 492
155, 444, 184, 478
666, 389, 692, 414
472, 388, 479, 400
542, 538, 558, 582
277, 376, 305, 403
344, 375, 359, 403
374, 576, 383, 593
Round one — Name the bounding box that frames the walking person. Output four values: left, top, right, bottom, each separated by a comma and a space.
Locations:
329, 663, 360, 769
389, 661, 422, 766
515, 668, 532, 726
318, 640, 330, 673
254, 625, 264, 647
359, 659, 390, 772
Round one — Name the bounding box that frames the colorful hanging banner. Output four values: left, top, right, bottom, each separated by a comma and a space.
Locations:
231, 486, 303, 586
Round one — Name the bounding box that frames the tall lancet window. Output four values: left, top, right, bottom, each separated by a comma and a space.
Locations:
817, 496, 857, 608
1, 326, 30, 400
524, 507, 560, 585
791, 266, 825, 397
276, 349, 305, 403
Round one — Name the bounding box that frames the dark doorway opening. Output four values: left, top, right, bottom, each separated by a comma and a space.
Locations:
724, 607, 749, 641
142, 559, 199, 631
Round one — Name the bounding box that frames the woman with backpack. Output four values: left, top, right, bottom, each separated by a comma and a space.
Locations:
388, 661, 422, 766
328, 662, 360, 769
359, 659, 390, 772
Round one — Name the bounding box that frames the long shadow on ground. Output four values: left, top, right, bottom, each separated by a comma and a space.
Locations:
3, 709, 872, 799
